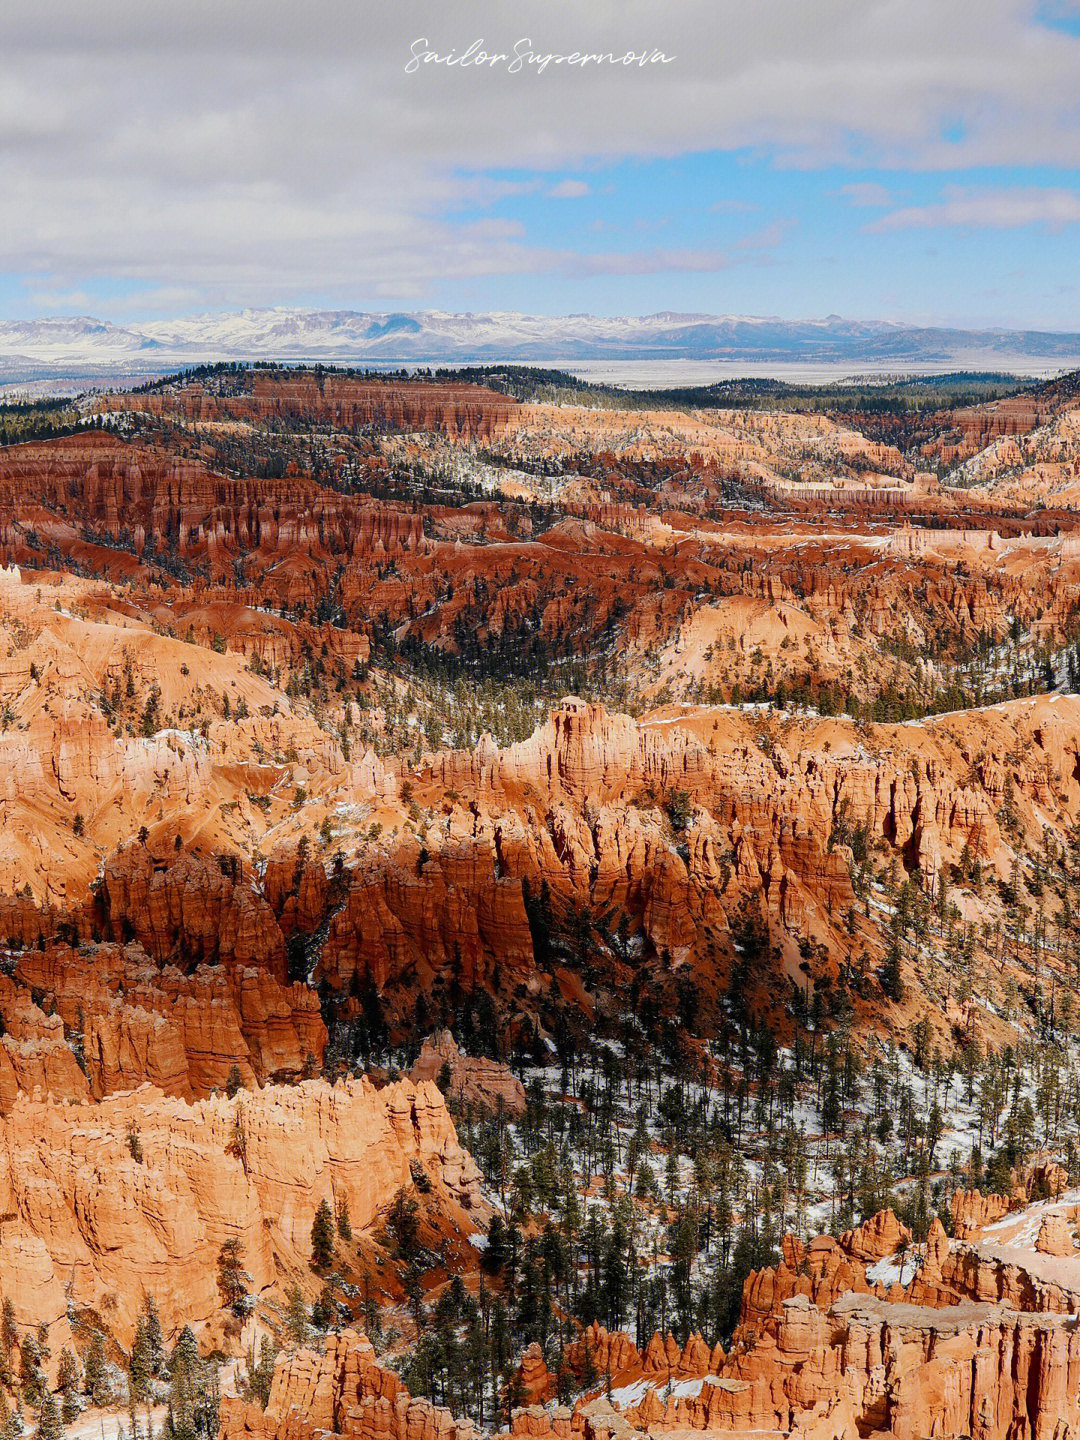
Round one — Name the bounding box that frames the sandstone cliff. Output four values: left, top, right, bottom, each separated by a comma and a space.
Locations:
409, 1031, 526, 1115
5, 943, 326, 1102
0, 1077, 481, 1351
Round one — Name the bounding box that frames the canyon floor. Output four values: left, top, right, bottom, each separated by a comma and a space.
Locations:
3, 364, 1080, 1440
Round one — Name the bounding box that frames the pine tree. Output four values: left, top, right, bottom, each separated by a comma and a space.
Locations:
217, 1238, 248, 1316
285, 1285, 308, 1347
141, 1296, 164, 1377
83, 1330, 108, 1405
360, 1275, 381, 1345
126, 1123, 144, 1163
20, 1334, 43, 1407
57, 1347, 81, 1420
129, 1317, 151, 1405
37, 1391, 62, 1440
243, 1339, 276, 1411
483, 1213, 508, 1274
310, 1200, 335, 1271
56, 1349, 80, 1398
881, 937, 904, 1003
0, 1389, 18, 1440
169, 1326, 199, 1380
386, 1189, 420, 1258
311, 1283, 336, 1331
167, 1329, 196, 1440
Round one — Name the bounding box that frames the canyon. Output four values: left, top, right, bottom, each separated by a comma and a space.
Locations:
217, 1184, 1080, 1440
0, 1075, 483, 1353
3, 366, 1080, 1440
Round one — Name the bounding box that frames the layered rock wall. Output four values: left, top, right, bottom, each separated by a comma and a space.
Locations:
0, 1077, 480, 1349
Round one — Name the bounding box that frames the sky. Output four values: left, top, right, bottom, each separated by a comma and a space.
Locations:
3, 0, 1080, 328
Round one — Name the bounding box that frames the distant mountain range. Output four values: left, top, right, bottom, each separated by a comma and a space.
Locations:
4, 309, 1080, 379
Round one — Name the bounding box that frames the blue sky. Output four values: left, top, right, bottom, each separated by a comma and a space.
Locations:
3, 0, 1080, 328
438, 157, 1080, 328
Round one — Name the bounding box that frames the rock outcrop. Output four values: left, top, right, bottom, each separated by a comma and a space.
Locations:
409, 1031, 526, 1115
0, 1077, 481, 1350
515, 1344, 556, 1406
220, 1331, 480, 1440
5, 942, 326, 1103
99, 373, 515, 441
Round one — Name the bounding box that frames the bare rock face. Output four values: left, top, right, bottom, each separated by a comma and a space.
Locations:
1036, 1214, 1075, 1257
100, 374, 515, 442
566, 1322, 645, 1380
220, 1330, 480, 1440
0, 1032, 90, 1110
840, 1208, 912, 1262
0, 943, 326, 1107
1014, 1158, 1070, 1202
409, 1031, 526, 1115
0, 430, 430, 577
952, 1186, 1011, 1237
515, 1343, 555, 1405
101, 849, 289, 980
0, 1077, 480, 1351
0, 975, 91, 1108
741, 1231, 873, 1326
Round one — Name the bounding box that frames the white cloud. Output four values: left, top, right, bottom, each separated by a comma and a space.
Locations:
548, 179, 590, 198
3, 0, 1080, 307
737, 220, 796, 250
836, 182, 894, 207
869, 186, 1080, 232
569, 247, 731, 275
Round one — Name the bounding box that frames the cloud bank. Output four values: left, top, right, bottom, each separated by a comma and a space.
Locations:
3, 1, 1080, 310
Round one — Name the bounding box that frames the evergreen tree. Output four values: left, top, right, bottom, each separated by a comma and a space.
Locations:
166, 1326, 218, 1440
37, 1392, 61, 1440
217, 1238, 248, 1316
285, 1285, 308, 1347
242, 1339, 276, 1412
0, 1390, 19, 1440
83, 1331, 109, 1405
20, 1335, 43, 1408
311, 1283, 336, 1331
310, 1200, 335, 1271
57, 1347, 81, 1421
880, 938, 904, 1003
483, 1213, 508, 1274
386, 1189, 421, 1258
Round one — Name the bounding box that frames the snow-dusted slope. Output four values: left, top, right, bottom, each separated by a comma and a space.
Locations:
3, 308, 1080, 372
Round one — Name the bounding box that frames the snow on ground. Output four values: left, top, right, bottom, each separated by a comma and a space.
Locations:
608, 1379, 651, 1408
660, 1378, 705, 1400
864, 1254, 908, 1286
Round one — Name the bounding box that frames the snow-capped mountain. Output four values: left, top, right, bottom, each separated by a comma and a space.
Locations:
4, 308, 1080, 376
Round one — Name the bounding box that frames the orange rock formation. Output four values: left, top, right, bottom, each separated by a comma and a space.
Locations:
0, 1077, 481, 1351
409, 1031, 526, 1114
